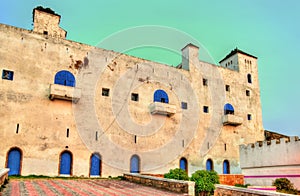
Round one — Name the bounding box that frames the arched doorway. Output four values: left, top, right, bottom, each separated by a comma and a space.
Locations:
59, 150, 72, 175
90, 153, 101, 176
206, 159, 213, 171
223, 160, 230, 174
7, 147, 22, 176
130, 155, 140, 173
179, 157, 188, 172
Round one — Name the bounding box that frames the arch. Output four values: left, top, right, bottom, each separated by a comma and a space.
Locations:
223, 160, 230, 174
153, 89, 169, 103
6, 147, 22, 176
224, 103, 234, 115
206, 159, 213, 171
90, 153, 101, 176
179, 157, 188, 172
54, 70, 75, 87
59, 150, 73, 175
247, 74, 252, 84
130, 155, 140, 173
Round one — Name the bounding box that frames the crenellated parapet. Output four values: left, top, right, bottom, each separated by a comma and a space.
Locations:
240, 136, 300, 168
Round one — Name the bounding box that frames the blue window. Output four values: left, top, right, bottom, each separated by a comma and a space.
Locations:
224, 103, 234, 115
2, 70, 14, 80
247, 74, 252, 84
59, 151, 72, 175
7, 148, 22, 176
90, 153, 101, 176
54, 70, 75, 87
206, 159, 213, 171
130, 155, 140, 173
223, 160, 230, 174
179, 157, 188, 172
154, 89, 169, 103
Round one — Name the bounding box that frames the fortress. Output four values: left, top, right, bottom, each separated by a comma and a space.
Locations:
0, 7, 264, 177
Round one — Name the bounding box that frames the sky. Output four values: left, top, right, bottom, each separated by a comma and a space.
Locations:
1, 0, 299, 136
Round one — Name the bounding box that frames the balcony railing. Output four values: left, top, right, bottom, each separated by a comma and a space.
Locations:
149, 102, 176, 116
49, 84, 81, 103
222, 114, 243, 126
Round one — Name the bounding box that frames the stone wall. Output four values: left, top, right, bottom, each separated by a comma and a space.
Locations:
214, 184, 287, 196
124, 173, 195, 196
240, 136, 300, 189
0, 168, 9, 187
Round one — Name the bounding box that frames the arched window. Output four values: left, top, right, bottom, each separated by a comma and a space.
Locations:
59, 150, 72, 175
54, 70, 75, 87
130, 155, 140, 173
154, 89, 169, 103
223, 160, 230, 174
90, 153, 101, 176
224, 103, 234, 115
206, 159, 213, 171
179, 157, 188, 172
247, 74, 252, 84
7, 147, 22, 176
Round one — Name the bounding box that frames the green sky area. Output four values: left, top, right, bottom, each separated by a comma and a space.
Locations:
1, 0, 299, 136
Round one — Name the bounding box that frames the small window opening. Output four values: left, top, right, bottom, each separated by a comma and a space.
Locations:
225, 85, 230, 92
246, 90, 250, 96
247, 74, 252, 84
43, 31, 48, 35
16, 123, 19, 134
247, 114, 252, 120
224, 143, 227, 151
66, 128, 69, 138
134, 135, 137, 143
182, 140, 184, 147
102, 88, 110, 96
203, 78, 208, 86
95, 131, 98, 141
161, 98, 166, 103
2, 70, 14, 80
181, 102, 187, 109
203, 106, 209, 113
131, 93, 139, 101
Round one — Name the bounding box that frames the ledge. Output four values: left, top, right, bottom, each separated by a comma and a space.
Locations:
49, 84, 81, 103
222, 114, 243, 126
149, 102, 176, 116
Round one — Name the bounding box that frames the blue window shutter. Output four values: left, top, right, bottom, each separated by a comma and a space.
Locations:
154, 89, 169, 103
54, 71, 75, 87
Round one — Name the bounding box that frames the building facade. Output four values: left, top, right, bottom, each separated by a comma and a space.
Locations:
0, 7, 264, 177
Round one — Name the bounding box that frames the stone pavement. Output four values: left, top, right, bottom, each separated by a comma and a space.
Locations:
1, 179, 187, 196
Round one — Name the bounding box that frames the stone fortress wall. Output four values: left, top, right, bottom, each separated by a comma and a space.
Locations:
0, 7, 264, 177
240, 137, 300, 189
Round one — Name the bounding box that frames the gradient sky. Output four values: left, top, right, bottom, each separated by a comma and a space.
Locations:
1, 0, 299, 136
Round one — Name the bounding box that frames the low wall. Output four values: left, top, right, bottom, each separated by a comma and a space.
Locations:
0, 168, 9, 187
124, 173, 195, 196
214, 184, 288, 196
218, 174, 244, 186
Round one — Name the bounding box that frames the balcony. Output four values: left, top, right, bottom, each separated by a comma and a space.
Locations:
49, 84, 81, 103
222, 114, 243, 126
149, 102, 176, 116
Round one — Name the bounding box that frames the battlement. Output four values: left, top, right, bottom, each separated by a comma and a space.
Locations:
240, 136, 299, 150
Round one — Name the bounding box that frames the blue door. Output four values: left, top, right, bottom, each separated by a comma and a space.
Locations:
90, 153, 101, 176
60, 151, 72, 175
223, 160, 230, 174
206, 159, 213, 171
130, 155, 140, 173
180, 158, 187, 171
7, 148, 21, 176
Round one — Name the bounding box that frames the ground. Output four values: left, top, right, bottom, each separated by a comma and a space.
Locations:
1, 179, 186, 196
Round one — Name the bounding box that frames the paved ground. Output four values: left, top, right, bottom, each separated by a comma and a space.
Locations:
1, 179, 187, 196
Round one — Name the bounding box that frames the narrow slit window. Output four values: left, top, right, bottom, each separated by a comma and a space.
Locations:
224, 143, 227, 151
95, 131, 98, 141
134, 135, 137, 143
66, 128, 69, 138
203, 106, 209, 113
247, 74, 252, 84
16, 123, 19, 134
246, 90, 250, 96
225, 85, 230, 92
102, 88, 110, 96
203, 78, 208, 86
181, 102, 187, 110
